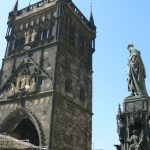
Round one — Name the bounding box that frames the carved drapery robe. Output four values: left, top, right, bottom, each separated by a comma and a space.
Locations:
7, 83, 15, 97
127, 49, 148, 96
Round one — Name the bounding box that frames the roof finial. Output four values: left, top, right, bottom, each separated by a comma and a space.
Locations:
91, 3, 93, 12
89, 3, 95, 28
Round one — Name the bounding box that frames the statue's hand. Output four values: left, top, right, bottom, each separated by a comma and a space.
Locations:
127, 139, 131, 143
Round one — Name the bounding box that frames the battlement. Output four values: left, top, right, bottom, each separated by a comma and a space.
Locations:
17, 0, 56, 17
15, 0, 92, 29
67, 1, 91, 29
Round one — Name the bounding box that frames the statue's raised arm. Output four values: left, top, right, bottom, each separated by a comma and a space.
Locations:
127, 44, 148, 97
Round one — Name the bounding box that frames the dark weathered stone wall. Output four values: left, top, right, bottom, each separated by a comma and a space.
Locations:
52, 93, 92, 150
0, 95, 53, 146
55, 46, 92, 112
0, 45, 57, 147
0, 0, 96, 149
49, 5, 94, 148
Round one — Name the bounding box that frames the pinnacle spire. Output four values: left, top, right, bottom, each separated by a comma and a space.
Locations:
12, 0, 18, 12
118, 104, 122, 115
89, 4, 96, 29
90, 11, 94, 25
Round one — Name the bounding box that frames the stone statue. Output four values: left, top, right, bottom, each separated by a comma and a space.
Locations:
128, 130, 143, 150
15, 76, 21, 93
117, 118, 125, 142
7, 83, 15, 97
20, 74, 26, 90
127, 44, 148, 97
25, 74, 30, 92
117, 105, 126, 143
31, 29, 37, 42
29, 77, 37, 93
24, 31, 30, 44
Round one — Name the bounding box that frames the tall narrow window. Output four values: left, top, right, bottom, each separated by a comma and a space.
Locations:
42, 29, 48, 40
80, 88, 85, 102
65, 79, 72, 93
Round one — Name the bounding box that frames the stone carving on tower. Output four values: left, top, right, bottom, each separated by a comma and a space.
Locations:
115, 44, 150, 150
0, 55, 52, 101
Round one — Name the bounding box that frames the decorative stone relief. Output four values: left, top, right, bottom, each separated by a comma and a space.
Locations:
24, 31, 31, 44
0, 55, 53, 101
31, 29, 37, 42
30, 20, 34, 27
20, 24, 23, 31
126, 101, 144, 112
7, 9, 57, 56
0, 103, 18, 111
7, 71, 37, 99
42, 15, 46, 22
128, 110, 143, 127
127, 129, 143, 150
25, 23, 29, 29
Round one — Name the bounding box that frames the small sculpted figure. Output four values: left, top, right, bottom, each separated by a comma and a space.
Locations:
128, 130, 143, 150
29, 77, 37, 93
127, 44, 148, 97
20, 74, 26, 90
7, 83, 15, 97
25, 74, 30, 92
31, 29, 37, 42
25, 31, 30, 44
15, 76, 21, 93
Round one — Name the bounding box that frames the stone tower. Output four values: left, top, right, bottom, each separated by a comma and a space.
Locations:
0, 0, 96, 149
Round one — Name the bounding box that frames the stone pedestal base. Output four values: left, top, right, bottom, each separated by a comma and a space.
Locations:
115, 96, 150, 150
124, 96, 149, 112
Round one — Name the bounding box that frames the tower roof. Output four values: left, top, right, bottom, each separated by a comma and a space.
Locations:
90, 11, 95, 26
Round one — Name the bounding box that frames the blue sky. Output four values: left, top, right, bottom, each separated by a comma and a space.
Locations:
1, 0, 150, 150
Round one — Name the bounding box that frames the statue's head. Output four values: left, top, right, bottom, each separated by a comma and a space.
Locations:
127, 44, 134, 52
133, 129, 138, 135
11, 82, 15, 87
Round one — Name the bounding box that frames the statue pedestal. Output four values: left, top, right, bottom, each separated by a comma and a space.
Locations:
116, 96, 150, 150
124, 96, 149, 112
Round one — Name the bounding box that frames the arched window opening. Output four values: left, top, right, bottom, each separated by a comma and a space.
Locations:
42, 29, 48, 40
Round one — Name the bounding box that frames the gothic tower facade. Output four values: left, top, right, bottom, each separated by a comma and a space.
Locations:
0, 0, 96, 149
